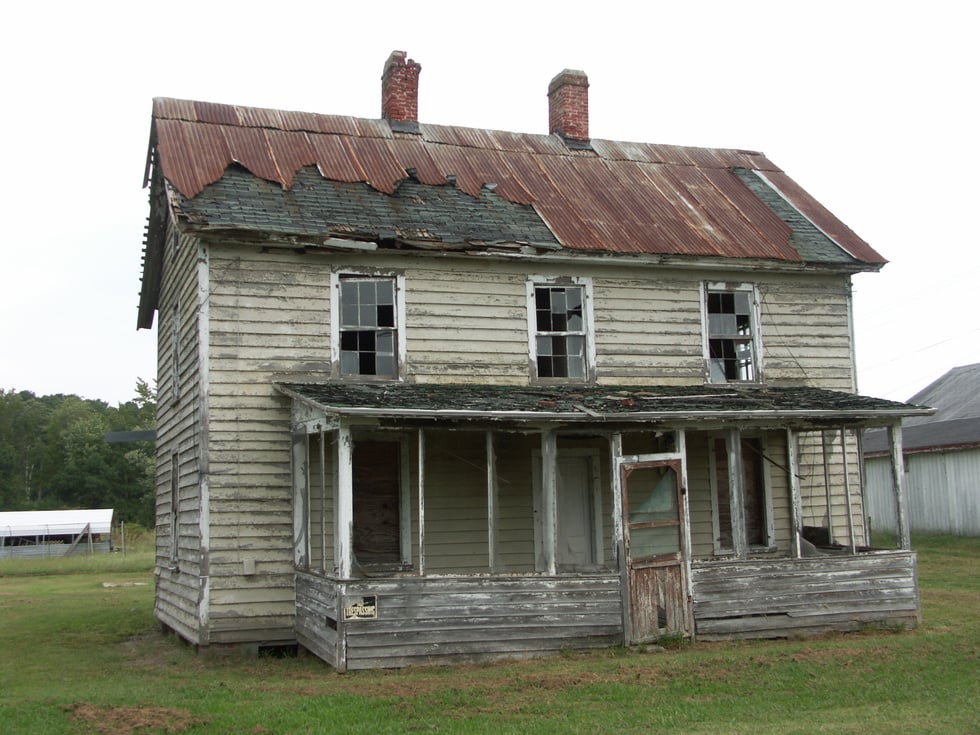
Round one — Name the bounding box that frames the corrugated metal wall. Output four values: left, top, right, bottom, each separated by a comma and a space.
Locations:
865, 448, 980, 536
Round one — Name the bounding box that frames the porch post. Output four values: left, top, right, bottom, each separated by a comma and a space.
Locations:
291, 433, 309, 568
335, 421, 353, 579
726, 428, 747, 560
541, 429, 558, 575
610, 433, 625, 568
786, 429, 802, 559
400, 437, 412, 567
841, 428, 857, 553
610, 431, 630, 644
319, 427, 328, 571
486, 431, 500, 573
417, 428, 426, 575
821, 432, 835, 544
888, 422, 911, 549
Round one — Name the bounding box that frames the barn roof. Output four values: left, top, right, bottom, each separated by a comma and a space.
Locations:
0, 509, 114, 538
864, 363, 980, 454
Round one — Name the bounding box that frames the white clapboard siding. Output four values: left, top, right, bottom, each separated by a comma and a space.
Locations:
155, 236, 866, 645
154, 225, 207, 643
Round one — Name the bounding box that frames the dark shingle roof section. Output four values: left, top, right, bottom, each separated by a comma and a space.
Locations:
277, 382, 926, 426
178, 166, 561, 249
732, 169, 857, 264
149, 97, 885, 266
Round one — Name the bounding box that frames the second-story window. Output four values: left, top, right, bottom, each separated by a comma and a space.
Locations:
529, 279, 594, 381
338, 275, 399, 378
705, 284, 760, 383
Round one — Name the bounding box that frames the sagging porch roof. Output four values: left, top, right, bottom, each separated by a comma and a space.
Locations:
276, 383, 930, 429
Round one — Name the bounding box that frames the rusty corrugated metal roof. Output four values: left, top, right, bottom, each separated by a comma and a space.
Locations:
149, 97, 884, 265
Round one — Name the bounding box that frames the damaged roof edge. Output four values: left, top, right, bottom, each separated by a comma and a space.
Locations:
274, 383, 933, 427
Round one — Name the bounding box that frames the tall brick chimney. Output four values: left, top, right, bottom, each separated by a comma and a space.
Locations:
548, 69, 589, 142
381, 50, 421, 124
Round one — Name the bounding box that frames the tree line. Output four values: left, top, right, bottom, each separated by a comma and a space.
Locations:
0, 380, 156, 527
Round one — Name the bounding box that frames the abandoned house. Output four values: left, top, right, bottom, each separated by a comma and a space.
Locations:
136, 51, 931, 670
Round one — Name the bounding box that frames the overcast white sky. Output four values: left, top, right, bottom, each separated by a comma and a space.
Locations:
1, 1, 976, 406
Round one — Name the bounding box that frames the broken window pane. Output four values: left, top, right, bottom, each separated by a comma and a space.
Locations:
706, 287, 756, 383
534, 285, 588, 381
339, 276, 398, 378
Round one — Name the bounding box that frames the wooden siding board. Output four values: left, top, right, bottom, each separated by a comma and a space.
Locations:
295, 574, 623, 669
690, 552, 919, 637
156, 237, 871, 647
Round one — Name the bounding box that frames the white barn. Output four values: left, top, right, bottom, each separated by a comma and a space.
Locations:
0, 509, 114, 559
865, 364, 980, 536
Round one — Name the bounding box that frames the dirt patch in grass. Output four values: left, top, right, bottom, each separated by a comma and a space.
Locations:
65, 703, 207, 734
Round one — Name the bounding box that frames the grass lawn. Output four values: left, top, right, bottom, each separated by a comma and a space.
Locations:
1, 534, 977, 734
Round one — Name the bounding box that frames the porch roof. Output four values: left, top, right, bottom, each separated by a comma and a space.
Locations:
276, 383, 928, 429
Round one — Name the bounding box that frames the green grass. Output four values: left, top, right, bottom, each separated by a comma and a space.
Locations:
1, 535, 977, 734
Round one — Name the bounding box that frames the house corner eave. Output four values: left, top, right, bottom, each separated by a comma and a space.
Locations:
137, 154, 169, 330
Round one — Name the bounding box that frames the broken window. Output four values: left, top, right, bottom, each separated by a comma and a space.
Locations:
705, 286, 758, 383
711, 436, 771, 553
532, 283, 589, 380
338, 276, 398, 378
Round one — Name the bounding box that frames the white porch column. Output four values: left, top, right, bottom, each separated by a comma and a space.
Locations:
417, 428, 426, 575
541, 429, 558, 575
486, 431, 499, 573
841, 427, 857, 553
888, 422, 911, 550
291, 433, 309, 568
319, 427, 328, 571
726, 428, 748, 560
821, 431, 835, 544
786, 429, 803, 559
335, 421, 353, 579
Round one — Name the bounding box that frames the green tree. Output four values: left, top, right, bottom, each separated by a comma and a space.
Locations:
0, 381, 156, 525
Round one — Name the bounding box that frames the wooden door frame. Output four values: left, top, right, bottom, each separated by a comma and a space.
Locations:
618, 445, 694, 642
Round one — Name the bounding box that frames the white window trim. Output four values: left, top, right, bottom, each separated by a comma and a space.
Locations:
526, 276, 597, 383
700, 281, 763, 384
330, 270, 407, 381
707, 432, 775, 556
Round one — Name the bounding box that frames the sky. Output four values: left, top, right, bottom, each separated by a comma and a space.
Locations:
1, 1, 976, 406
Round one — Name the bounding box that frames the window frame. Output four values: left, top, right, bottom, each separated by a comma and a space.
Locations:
707, 432, 775, 556
526, 276, 596, 383
331, 270, 406, 381
169, 451, 180, 564
701, 282, 763, 384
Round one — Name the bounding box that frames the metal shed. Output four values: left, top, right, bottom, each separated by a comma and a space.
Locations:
0, 509, 114, 559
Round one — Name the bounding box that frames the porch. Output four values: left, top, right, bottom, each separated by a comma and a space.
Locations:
278, 382, 928, 670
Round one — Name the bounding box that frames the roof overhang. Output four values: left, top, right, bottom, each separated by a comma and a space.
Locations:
276, 383, 931, 433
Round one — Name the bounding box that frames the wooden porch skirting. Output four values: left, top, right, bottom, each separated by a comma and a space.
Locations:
296, 572, 624, 670
690, 551, 920, 639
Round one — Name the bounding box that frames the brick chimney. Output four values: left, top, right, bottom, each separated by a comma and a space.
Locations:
381, 50, 421, 124
548, 69, 589, 142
